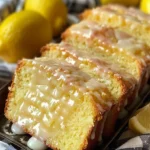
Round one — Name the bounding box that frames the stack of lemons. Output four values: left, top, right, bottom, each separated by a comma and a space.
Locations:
0, 0, 67, 63
0, 0, 150, 63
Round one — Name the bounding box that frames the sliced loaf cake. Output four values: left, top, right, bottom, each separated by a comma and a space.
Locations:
62, 20, 150, 93
80, 4, 150, 47
41, 42, 137, 137
5, 58, 114, 150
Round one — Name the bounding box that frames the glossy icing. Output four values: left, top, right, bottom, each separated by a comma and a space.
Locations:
64, 20, 150, 69
98, 5, 150, 25
13, 59, 112, 142
70, 21, 147, 54
46, 42, 137, 94
27, 137, 47, 150
11, 123, 25, 135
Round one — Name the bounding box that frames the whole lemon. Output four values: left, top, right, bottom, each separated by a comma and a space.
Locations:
101, 0, 140, 6
24, 0, 68, 37
0, 11, 52, 63
140, 0, 150, 14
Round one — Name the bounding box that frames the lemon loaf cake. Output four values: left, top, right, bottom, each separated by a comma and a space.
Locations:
62, 20, 150, 92
5, 58, 114, 150
42, 42, 136, 104
80, 4, 150, 46
41, 42, 137, 137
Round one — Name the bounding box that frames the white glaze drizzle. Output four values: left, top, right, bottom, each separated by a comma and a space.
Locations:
11, 123, 25, 135
13, 59, 110, 143
68, 20, 150, 67
91, 121, 98, 140
48, 42, 137, 94
95, 5, 150, 25
27, 137, 47, 150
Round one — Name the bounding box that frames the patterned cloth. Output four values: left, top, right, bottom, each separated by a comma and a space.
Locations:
0, 0, 18, 21
63, 0, 99, 13
0, 0, 150, 150
0, 141, 16, 150
116, 131, 150, 150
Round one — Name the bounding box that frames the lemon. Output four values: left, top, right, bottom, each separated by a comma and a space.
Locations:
0, 11, 52, 63
24, 0, 67, 37
140, 0, 150, 14
129, 103, 150, 134
101, 0, 140, 6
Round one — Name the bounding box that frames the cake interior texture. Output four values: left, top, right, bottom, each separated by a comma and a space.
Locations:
5, 59, 114, 150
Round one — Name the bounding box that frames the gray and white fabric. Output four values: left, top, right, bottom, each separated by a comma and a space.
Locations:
0, 0, 19, 21
0, 62, 15, 79
116, 131, 150, 150
0, 141, 16, 150
63, 0, 99, 13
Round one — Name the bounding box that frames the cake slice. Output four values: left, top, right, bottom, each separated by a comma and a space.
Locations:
41, 42, 137, 137
62, 20, 150, 93
41, 42, 136, 104
5, 58, 114, 150
80, 4, 150, 46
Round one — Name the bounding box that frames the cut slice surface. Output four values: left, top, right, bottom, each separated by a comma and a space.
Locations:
5, 58, 113, 150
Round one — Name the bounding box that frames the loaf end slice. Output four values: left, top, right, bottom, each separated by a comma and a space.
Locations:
5, 59, 107, 150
